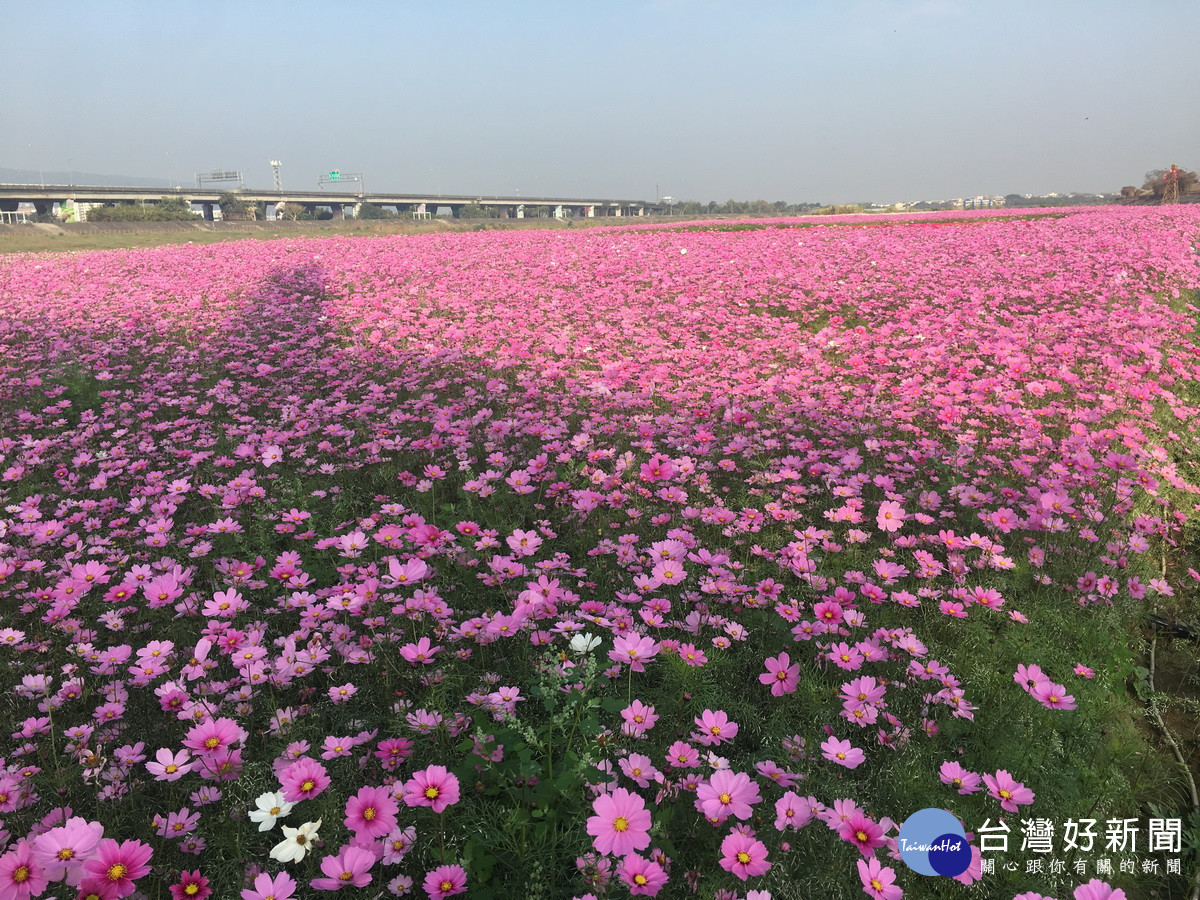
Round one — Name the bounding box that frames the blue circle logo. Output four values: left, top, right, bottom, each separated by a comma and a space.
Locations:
897, 809, 970, 877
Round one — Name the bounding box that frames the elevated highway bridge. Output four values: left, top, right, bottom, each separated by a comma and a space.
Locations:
0, 184, 658, 221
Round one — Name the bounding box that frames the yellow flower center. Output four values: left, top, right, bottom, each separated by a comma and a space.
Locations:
107, 863, 128, 881
999, 789, 1012, 799
719, 792, 732, 804
339, 871, 353, 882
871, 878, 884, 891
363, 807, 376, 820
58, 848, 75, 860
737, 851, 751, 863
857, 830, 869, 842
13, 866, 29, 884
613, 816, 629, 832
204, 737, 220, 749
165, 764, 178, 774
425, 786, 440, 799
440, 881, 453, 892
269, 806, 281, 815
301, 780, 315, 792
635, 874, 649, 885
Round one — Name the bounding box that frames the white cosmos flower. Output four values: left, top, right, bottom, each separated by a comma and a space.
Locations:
569, 633, 601, 655
248, 790, 294, 832
270, 818, 321, 862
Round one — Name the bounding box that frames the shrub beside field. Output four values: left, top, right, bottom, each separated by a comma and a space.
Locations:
0, 208, 1198, 899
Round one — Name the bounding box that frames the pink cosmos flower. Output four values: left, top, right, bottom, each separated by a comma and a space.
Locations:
938, 761, 982, 794
618, 854, 669, 896
279, 757, 331, 803
423, 864, 468, 900
0, 841, 47, 900
677, 643, 708, 666
774, 791, 815, 830
241, 870, 298, 900
609, 633, 661, 672
858, 857, 902, 899
1032, 681, 1076, 710
311, 844, 375, 890
32, 816, 104, 885
983, 769, 1035, 812
619, 753, 662, 789
146, 748, 194, 782
1014, 663, 1047, 692
344, 784, 399, 839
1073, 664, 1095, 679
876, 501, 906, 533
719, 832, 771, 881
586, 788, 653, 856
839, 810, 887, 857
650, 560, 686, 585
82, 839, 154, 899
621, 700, 659, 736
381, 825, 417, 864
182, 717, 247, 755
1074, 879, 1126, 900
821, 737, 866, 769
374, 737, 414, 770
399, 636, 442, 665
692, 709, 738, 746
696, 770, 762, 821
828, 642, 865, 670
664, 741, 700, 769
759, 652, 800, 696
170, 870, 211, 900
403, 765, 461, 813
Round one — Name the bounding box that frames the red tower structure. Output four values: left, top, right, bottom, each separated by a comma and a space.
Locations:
1162, 164, 1181, 205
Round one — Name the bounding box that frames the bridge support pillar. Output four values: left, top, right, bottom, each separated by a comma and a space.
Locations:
201, 203, 215, 221
330, 202, 345, 220
515, 204, 524, 218
553, 205, 563, 219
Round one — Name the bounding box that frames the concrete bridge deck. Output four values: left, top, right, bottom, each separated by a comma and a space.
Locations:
0, 184, 658, 220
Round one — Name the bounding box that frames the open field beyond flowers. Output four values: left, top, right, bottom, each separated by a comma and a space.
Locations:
1, 208, 1199, 900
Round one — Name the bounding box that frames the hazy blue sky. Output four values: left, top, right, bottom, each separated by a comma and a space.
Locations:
3, 0, 1195, 204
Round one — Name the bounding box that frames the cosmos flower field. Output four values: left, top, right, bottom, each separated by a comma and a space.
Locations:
1, 207, 1198, 900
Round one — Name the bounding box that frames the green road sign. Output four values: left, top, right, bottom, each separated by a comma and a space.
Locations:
329, 170, 340, 181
